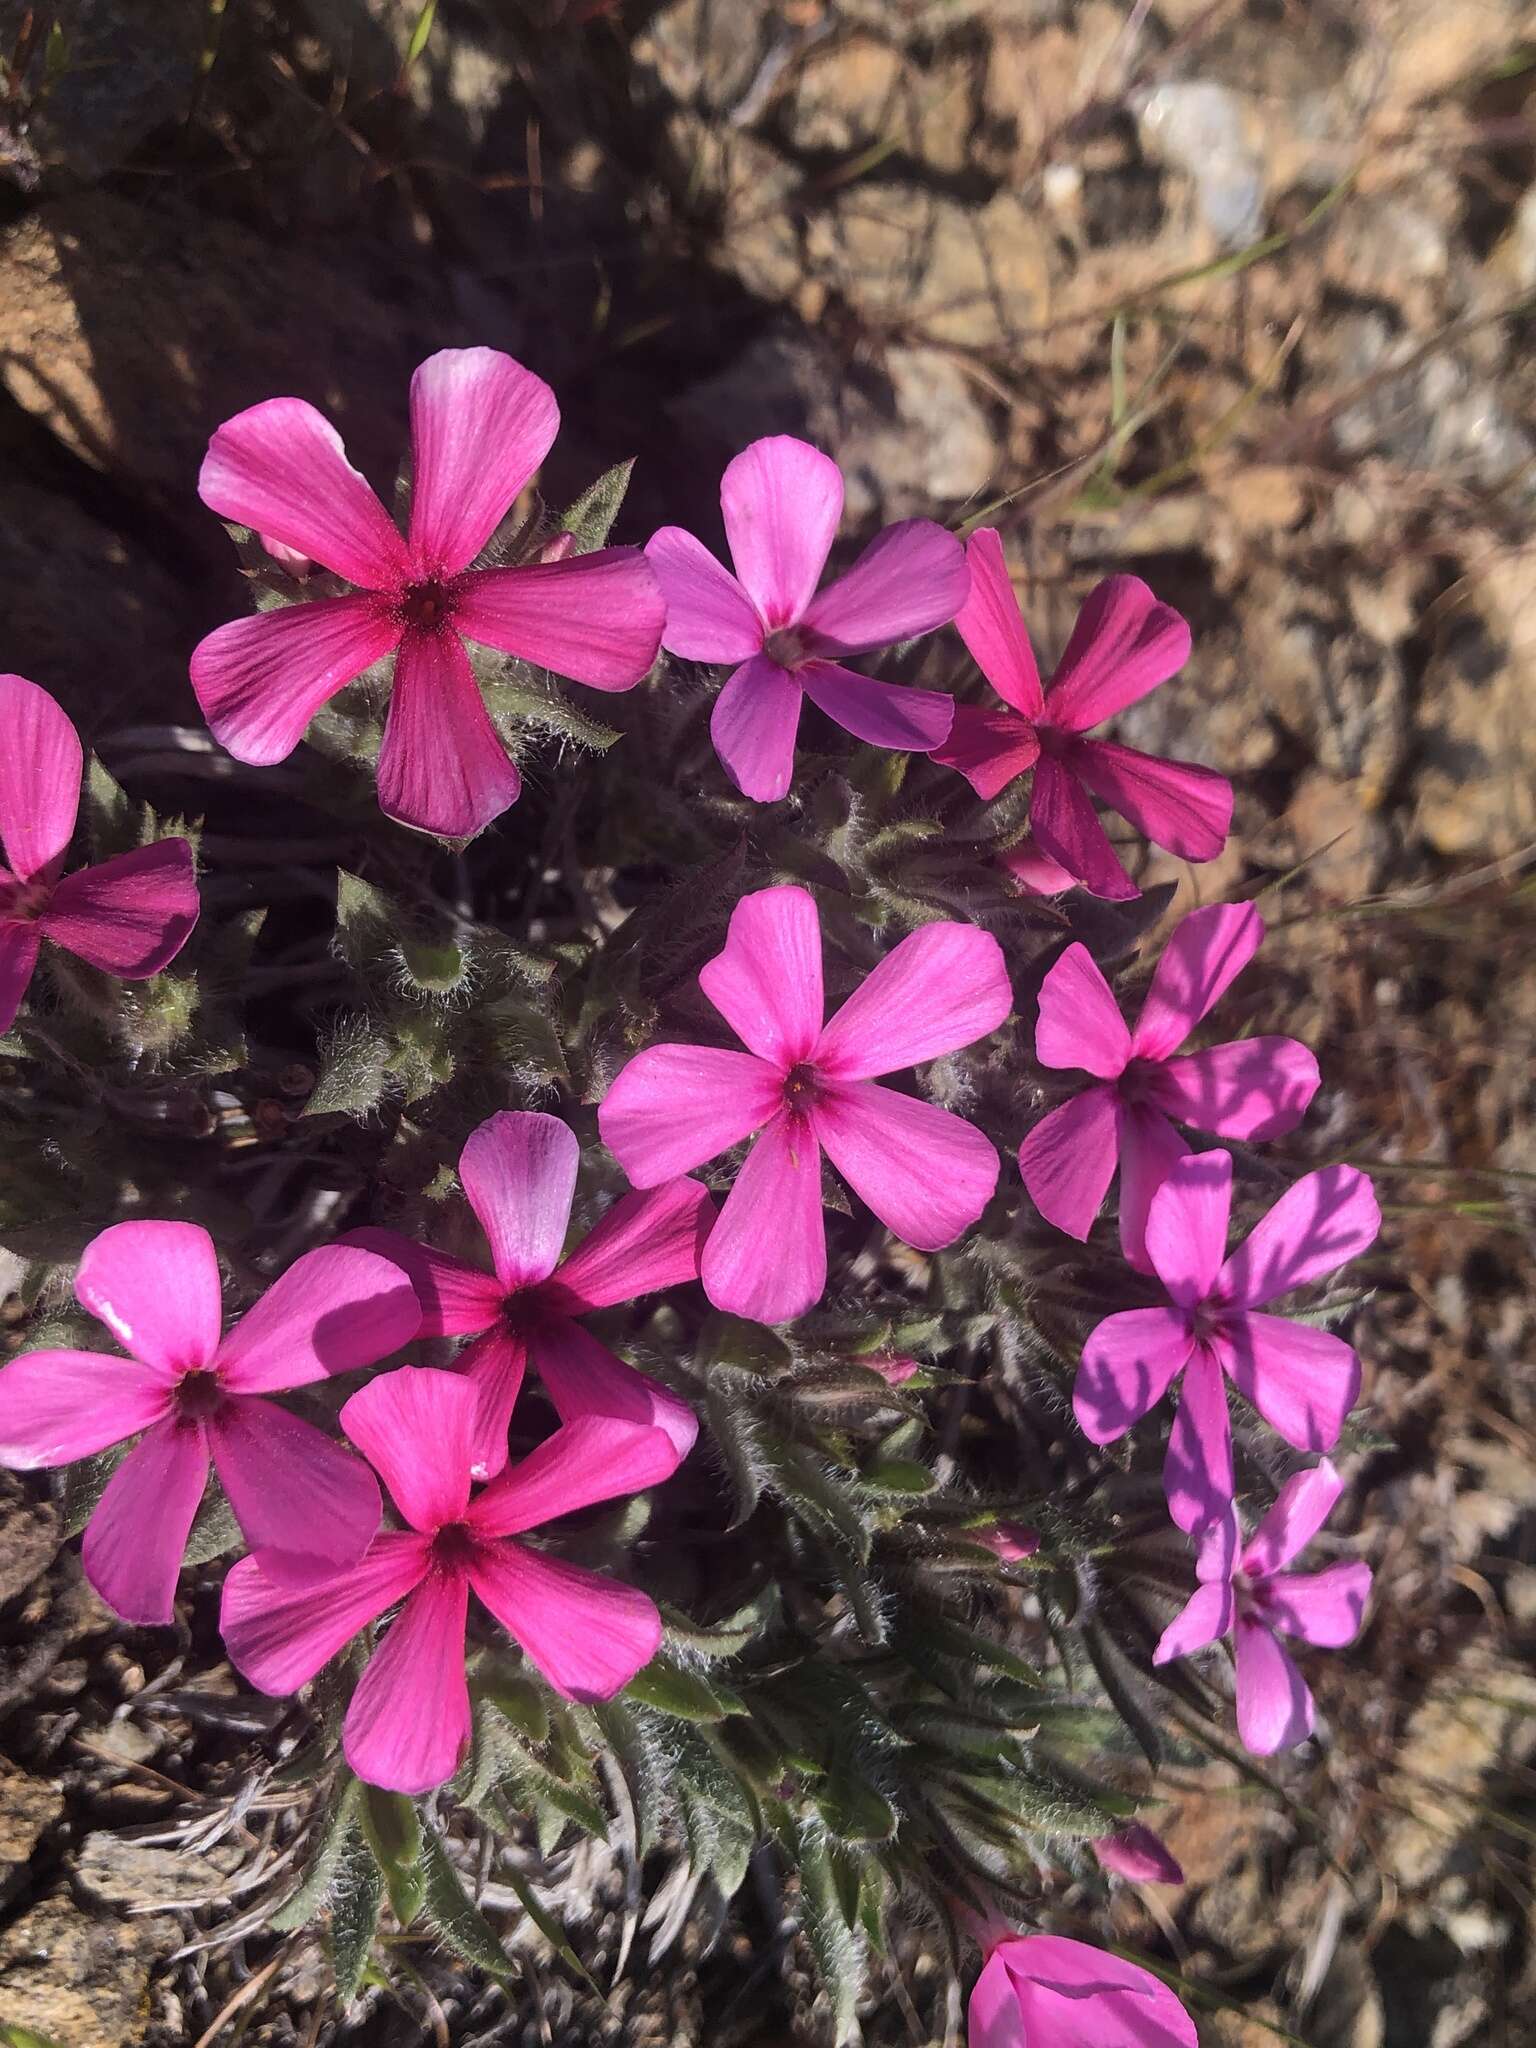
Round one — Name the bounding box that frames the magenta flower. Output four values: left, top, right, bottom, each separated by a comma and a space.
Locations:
974, 1521, 1040, 1562
1154, 1459, 1372, 1755
0, 1224, 419, 1624
599, 886, 1011, 1325
969, 1931, 1197, 2048
0, 675, 198, 1034
1093, 1823, 1184, 1885
190, 347, 666, 840
221, 1368, 672, 1793
1077, 1150, 1379, 1532
645, 436, 966, 801
932, 530, 1232, 899
349, 1110, 712, 1481
1019, 903, 1320, 1268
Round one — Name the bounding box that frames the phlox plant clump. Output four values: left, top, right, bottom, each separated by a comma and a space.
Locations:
0, 344, 1386, 2041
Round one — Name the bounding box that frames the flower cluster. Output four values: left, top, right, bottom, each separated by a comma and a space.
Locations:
0, 346, 1386, 2041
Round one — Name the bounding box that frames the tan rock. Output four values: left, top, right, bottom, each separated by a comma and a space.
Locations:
0, 1891, 177, 2048
1414, 548, 1536, 858
0, 1762, 63, 1870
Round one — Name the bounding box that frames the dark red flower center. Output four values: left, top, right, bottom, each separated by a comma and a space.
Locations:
783, 1061, 821, 1109
764, 625, 810, 670
432, 1521, 479, 1567
174, 1369, 226, 1421
401, 577, 459, 632
1116, 1058, 1159, 1104
4, 878, 52, 922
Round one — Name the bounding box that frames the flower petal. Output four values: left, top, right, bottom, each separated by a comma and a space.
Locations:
1069, 739, 1232, 862
1153, 1580, 1235, 1665
1033, 943, 1130, 1077
539, 1179, 714, 1315
800, 519, 968, 654
814, 922, 1012, 1081
457, 548, 665, 690
467, 1540, 662, 1701
210, 1394, 381, 1578
340, 1228, 503, 1339
0, 919, 42, 1035
1043, 576, 1192, 733
1130, 903, 1265, 1062
40, 840, 199, 979
82, 1419, 209, 1625
468, 1414, 679, 1538
930, 703, 1040, 800
709, 654, 804, 801
1253, 1561, 1371, 1648
456, 1325, 529, 1482
76, 1221, 222, 1375
0, 1350, 172, 1466
1218, 1314, 1360, 1453
376, 627, 521, 840
1075, 1308, 1193, 1445
700, 1112, 826, 1323
1115, 1103, 1190, 1275
340, 1366, 477, 1532
599, 1044, 783, 1186
215, 1244, 419, 1394
698, 884, 824, 1066
458, 1111, 579, 1293
1029, 752, 1139, 900
811, 1082, 999, 1250
798, 660, 954, 753
407, 347, 558, 577
190, 595, 403, 767
1143, 1149, 1233, 1307
1216, 1165, 1380, 1308
720, 436, 842, 626
647, 527, 764, 661
0, 674, 81, 881
219, 1532, 430, 1693
1002, 1935, 1199, 2048
1163, 1343, 1235, 1533
199, 396, 410, 589
953, 529, 1044, 717
1234, 1615, 1314, 1754
1094, 1824, 1184, 1886
344, 1571, 472, 1794
968, 1952, 1027, 2048
1018, 1085, 1121, 1240
1241, 1458, 1344, 1577
529, 1317, 698, 1463
1141, 1038, 1321, 1142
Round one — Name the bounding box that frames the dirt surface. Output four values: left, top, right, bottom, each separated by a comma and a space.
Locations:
1, 1, 1534, 2043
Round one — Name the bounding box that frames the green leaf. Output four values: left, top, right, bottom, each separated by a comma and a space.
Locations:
58, 1443, 128, 1537
484, 671, 621, 752
403, 0, 437, 71
560, 459, 635, 553
418, 1828, 516, 1983
329, 1823, 384, 2004
334, 870, 395, 973
814, 1770, 898, 1845
360, 1785, 425, 1927
2, 2026, 67, 2048
493, 1851, 602, 1994
624, 1656, 745, 1722
790, 1814, 866, 2041
182, 1480, 242, 1566
1081, 1617, 1165, 1770
399, 932, 468, 995
304, 1016, 391, 1117
472, 1663, 549, 1743
81, 756, 138, 859
861, 1457, 936, 1495
273, 1775, 366, 1932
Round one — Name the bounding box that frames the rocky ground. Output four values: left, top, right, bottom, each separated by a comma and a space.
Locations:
1, 0, 1534, 2042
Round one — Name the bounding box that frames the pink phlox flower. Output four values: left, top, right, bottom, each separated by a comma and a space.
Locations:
1019, 902, 1320, 1269
0, 1223, 420, 1624
969, 1930, 1198, 2048
0, 676, 199, 1035
598, 885, 1012, 1325
996, 834, 1080, 896
645, 435, 967, 802
1076, 1149, 1379, 1532
1153, 1459, 1372, 1755
190, 347, 666, 840
932, 529, 1232, 899
348, 1109, 712, 1482
1093, 1822, 1184, 1885
220, 1367, 673, 1793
